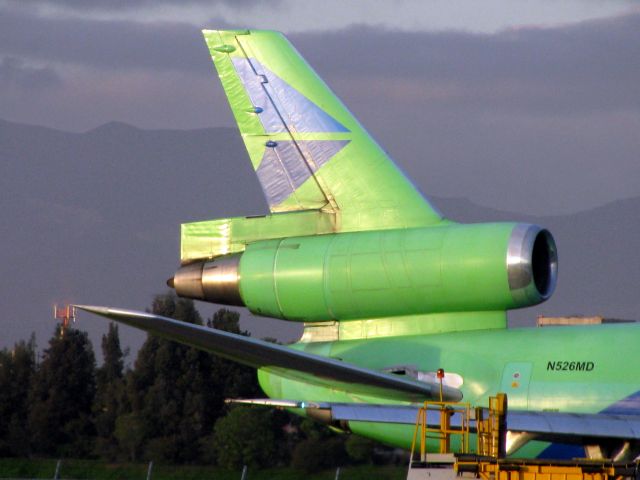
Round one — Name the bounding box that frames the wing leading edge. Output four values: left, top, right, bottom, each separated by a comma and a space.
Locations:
77, 306, 640, 450
75, 305, 461, 403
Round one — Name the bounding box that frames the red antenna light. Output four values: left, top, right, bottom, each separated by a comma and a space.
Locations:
53, 304, 76, 333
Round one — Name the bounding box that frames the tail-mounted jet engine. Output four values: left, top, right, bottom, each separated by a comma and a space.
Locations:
168, 223, 557, 322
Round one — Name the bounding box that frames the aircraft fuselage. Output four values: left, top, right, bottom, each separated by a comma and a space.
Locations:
258, 322, 640, 455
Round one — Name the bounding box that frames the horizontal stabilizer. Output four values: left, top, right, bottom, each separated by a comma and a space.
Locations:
180, 210, 336, 263
75, 305, 461, 403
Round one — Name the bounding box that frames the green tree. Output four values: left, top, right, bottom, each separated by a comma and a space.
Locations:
289, 417, 353, 472
210, 406, 278, 469
206, 310, 301, 468
207, 309, 261, 400
208, 308, 244, 334
291, 437, 324, 473
0, 335, 36, 456
345, 435, 375, 464
122, 293, 221, 463
94, 323, 126, 459
28, 326, 96, 457
292, 436, 348, 473
114, 413, 145, 462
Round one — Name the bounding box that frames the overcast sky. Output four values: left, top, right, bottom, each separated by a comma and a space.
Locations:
3, 0, 639, 33
2, 0, 639, 131
2, 0, 640, 351
2, 2, 639, 214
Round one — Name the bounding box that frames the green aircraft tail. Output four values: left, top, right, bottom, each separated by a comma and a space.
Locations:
172, 30, 557, 338
197, 29, 442, 245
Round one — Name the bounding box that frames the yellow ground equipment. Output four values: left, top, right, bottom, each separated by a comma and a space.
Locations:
456, 457, 640, 480
407, 393, 640, 480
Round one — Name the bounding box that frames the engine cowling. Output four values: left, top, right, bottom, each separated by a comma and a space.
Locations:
169, 222, 557, 322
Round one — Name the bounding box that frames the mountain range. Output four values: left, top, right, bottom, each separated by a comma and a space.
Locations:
1, 119, 638, 354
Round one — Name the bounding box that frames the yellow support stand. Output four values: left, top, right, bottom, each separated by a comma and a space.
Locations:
476, 392, 507, 458
409, 399, 471, 464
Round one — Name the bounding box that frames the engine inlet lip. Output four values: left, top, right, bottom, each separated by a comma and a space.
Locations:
507, 224, 558, 305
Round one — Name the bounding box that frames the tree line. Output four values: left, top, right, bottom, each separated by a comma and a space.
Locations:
0, 293, 381, 471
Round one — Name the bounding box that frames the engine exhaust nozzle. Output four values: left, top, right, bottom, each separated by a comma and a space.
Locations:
169, 254, 244, 306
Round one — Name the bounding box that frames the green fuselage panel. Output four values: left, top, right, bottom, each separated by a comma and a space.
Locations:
258, 322, 640, 450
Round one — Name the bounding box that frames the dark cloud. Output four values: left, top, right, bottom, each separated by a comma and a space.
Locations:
0, 56, 62, 89
7, 0, 264, 9
281, 16, 640, 213
0, 10, 224, 73
2, 9, 638, 116
1, 8, 638, 213
290, 14, 640, 116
